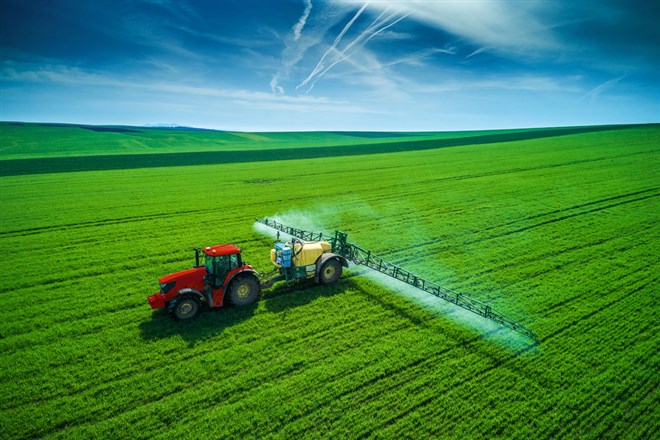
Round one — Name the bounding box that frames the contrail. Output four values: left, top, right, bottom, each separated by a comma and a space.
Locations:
297, 2, 369, 90
292, 0, 312, 41
303, 9, 411, 92
579, 75, 625, 102
299, 6, 394, 90
326, 11, 411, 70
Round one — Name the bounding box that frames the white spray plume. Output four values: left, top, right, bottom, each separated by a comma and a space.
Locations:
253, 209, 330, 242
361, 269, 535, 351
253, 221, 281, 240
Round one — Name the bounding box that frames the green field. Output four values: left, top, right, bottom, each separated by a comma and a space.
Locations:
0, 123, 658, 438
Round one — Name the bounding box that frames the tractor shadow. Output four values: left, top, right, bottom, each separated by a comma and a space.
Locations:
259, 276, 350, 314
138, 302, 260, 346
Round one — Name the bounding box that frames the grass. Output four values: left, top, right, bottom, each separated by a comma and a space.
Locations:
0, 121, 485, 159
0, 123, 658, 438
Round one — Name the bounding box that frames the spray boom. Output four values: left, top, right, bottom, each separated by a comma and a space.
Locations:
255, 218, 538, 342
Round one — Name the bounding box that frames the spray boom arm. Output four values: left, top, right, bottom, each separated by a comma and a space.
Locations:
256, 218, 538, 341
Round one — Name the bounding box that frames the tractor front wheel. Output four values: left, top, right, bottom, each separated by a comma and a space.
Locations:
168, 293, 201, 320
319, 259, 342, 284
229, 275, 260, 306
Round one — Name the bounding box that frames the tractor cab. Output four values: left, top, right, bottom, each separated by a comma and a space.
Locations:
201, 244, 243, 288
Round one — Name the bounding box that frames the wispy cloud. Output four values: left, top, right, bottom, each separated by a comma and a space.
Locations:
0, 60, 375, 114
580, 76, 626, 102
329, 1, 561, 56
404, 74, 582, 94
292, 0, 313, 41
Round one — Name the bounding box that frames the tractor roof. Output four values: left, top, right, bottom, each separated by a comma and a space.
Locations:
202, 244, 240, 257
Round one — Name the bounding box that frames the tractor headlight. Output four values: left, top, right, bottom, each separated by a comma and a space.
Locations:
160, 282, 176, 294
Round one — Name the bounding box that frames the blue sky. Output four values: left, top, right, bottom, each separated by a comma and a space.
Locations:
1, 0, 658, 131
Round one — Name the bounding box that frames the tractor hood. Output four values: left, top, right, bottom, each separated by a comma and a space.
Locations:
159, 267, 206, 284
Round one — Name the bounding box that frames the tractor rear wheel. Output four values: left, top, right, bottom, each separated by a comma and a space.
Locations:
319, 259, 342, 284
228, 275, 260, 306
168, 293, 201, 320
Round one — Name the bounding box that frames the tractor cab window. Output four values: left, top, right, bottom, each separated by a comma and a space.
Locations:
205, 253, 240, 288
229, 253, 240, 269
205, 255, 231, 272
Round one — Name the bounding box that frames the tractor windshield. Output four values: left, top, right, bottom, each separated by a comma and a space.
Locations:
205, 253, 240, 287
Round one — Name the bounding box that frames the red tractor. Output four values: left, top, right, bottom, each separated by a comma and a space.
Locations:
148, 244, 261, 320
148, 236, 348, 320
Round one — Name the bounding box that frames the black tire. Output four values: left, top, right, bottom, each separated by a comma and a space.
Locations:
319, 259, 342, 284
168, 293, 201, 320
228, 275, 260, 306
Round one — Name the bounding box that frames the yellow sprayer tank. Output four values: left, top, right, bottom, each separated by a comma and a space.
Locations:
270, 241, 331, 267
293, 241, 331, 266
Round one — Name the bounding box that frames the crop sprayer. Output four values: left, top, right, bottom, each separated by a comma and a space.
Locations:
148, 218, 538, 341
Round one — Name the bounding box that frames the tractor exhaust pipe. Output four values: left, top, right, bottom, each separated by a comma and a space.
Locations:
194, 248, 201, 268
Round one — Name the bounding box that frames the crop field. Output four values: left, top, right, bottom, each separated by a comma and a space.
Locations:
0, 123, 658, 439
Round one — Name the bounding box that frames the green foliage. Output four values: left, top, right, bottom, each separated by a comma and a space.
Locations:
0, 124, 657, 438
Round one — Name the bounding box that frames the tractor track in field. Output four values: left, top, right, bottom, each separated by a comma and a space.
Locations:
0, 210, 205, 238
481, 187, 660, 232
540, 264, 651, 314
283, 345, 496, 434
0, 255, 190, 295
465, 232, 652, 295
539, 275, 656, 343
468, 192, 659, 244
0, 202, 279, 238
356, 346, 535, 439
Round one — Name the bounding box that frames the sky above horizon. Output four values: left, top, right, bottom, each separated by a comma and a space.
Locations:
1, 0, 658, 131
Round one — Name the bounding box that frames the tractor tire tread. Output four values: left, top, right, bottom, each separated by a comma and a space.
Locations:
168, 292, 201, 320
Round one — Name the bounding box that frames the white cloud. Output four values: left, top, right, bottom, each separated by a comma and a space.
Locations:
0, 61, 375, 114
404, 74, 581, 94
